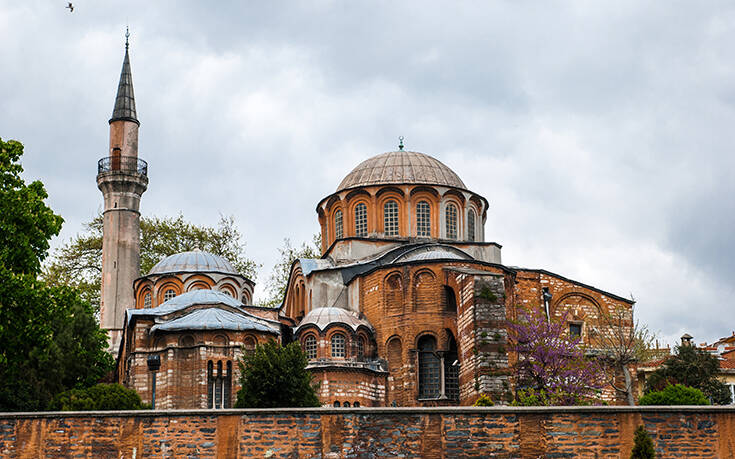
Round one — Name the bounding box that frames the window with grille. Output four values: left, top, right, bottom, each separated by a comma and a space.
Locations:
164, 289, 176, 302
445, 336, 459, 401
355, 203, 367, 237
331, 333, 346, 358
304, 335, 317, 359
144, 292, 151, 308
335, 209, 343, 240
416, 201, 431, 237
418, 336, 440, 398
207, 360, 231, 408
383, 200, 399, 236
468, 209, 476, 242
445, 203, 458, 239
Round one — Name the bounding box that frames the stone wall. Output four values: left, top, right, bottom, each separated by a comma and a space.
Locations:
2, 406, 734, 458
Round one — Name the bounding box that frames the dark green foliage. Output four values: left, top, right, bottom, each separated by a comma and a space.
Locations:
48, 383, 147, 411
477, 286, 498, 302
473, 394, 494, 406
630, 425, 655, 458
0, 138, 113, 411
235, 341, 320, 408
638, 384, 709, 406
644, 345, 730, 405
0, 139, 64, 275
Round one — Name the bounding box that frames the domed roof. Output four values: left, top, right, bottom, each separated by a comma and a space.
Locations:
337, 150, 466, 192
148, 250, 238, 276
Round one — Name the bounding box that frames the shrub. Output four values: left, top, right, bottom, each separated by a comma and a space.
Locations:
48, 383, 147, 411
473, 394, 494, 406
630, 425, 655, 458
638, 384, 709, 406
511, 388, 600, 406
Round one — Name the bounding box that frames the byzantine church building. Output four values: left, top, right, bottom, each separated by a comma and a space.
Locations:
100, 37, 636, 409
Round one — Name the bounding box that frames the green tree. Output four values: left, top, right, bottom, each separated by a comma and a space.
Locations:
260, 234, 321, 308
630, 425, 656, 458
638, 384, 709, 406
235, 341, 320, 408
43, 213, 259, 307
48, 383, 148, 411
643, 345, 731, 405
0, 138, 113, 411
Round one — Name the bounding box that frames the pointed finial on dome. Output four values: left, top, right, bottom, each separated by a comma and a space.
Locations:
125, 26, 130, 50
398, 136, 404, 151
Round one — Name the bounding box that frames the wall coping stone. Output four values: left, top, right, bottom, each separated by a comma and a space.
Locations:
2, 405, 735, 419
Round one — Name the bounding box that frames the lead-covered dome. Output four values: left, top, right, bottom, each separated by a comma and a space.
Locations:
148, 250, 238, 275
337, 151, 466, 192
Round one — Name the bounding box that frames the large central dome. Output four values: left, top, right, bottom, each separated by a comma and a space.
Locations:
337, 150, 466, 192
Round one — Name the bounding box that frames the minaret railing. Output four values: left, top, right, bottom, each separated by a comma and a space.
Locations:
97, 156, 148, 176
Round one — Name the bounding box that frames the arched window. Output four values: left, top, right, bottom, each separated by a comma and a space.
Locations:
180, 335, 195, 347
343, 401, 350, 407
444, 285, 457, 313
353, 401, 360, 407
207, 361, 214, 408
383, 200, 399, 236
468, 209, 476, 242
333, 401, 341, 407
418, 335, 440, 399
357, 336, 365, 359
445, 203, 458, 239
334, 209, 343, 240
164, 288, 176, 302
243, 336, 256, 354
354, 203, 367, 237
331, 333, 346, 358
225, 361, 233, 408
215, 361, 223, 408
416, 201, 431, 237
304, 335, 317, 359
221, 288, 233, 297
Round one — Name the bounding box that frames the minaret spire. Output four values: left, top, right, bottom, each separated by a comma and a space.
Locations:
110, 27, 138, 125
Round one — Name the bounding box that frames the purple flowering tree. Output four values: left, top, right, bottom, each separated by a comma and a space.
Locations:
508, 307, 605, 405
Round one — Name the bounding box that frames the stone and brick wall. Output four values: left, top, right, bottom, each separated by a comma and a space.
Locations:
2, 406, 734, 458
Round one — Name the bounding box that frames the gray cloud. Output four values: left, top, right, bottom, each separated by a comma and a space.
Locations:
2, 0, 734, 346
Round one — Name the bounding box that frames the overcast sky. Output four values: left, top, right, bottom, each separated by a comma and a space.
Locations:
2, 1, 734, 347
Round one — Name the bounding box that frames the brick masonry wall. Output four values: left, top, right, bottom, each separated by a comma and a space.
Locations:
2, 407, 735, 458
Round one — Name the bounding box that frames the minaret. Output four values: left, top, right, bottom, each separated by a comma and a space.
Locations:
97, 30, 148, 352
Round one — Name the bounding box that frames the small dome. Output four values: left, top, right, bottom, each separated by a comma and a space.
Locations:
149, 250, 238, 275
296, 307, 374, 333
154, 289, 244, 313
337, 150, 466, 192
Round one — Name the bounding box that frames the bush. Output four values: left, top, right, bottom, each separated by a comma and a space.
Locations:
473, 394, 494, 406
235, 341, 320, 408
511, 388, 600, 406
630, 425, 655, 458
638, 384, 709, 406
48, 383, 148, 411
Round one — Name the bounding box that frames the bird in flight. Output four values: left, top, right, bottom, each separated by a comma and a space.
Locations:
66, 2, 74, 12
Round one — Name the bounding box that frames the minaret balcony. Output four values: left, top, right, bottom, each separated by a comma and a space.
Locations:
97, 156, 148, 177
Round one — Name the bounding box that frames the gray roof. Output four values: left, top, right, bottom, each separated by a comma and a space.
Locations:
129, 289, 243, 317
148, 250, 238, 276
337, 150, 466, 192
109, 46, 138, 125
390, 245, 471, 263
150, 308, 279, 334
296, 307, 374, 333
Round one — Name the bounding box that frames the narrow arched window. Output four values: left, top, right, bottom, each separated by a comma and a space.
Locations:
331, 333, 346, 358
416, 201, 431, 237
215, 361, 223, 408
444, 335, 459, 401
334, 209, 343, 240
357, 336, 365, 359
164, 289, 176, 302
418, 335, 440, 398
383, 200, 399, 236
343, 401, 350, 407
353, 401, 360, 407
333, 401, 341, 407
207, 360, 214, 409
304, 335, 317, 359
354, 203, 367, 237
445, 203, 458, 239
468, 209, 476, 242
444, 285, 457, 313
143, 292, 151, 308
225, 361, 232, 408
